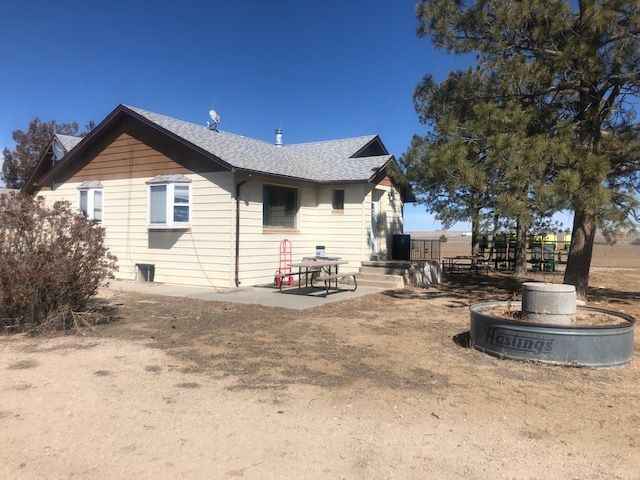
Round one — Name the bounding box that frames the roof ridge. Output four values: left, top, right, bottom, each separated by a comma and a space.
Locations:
122, 105, 379, 149
122, 104, 277, 147
54, 133, 82, 139
285, 134, 376, 148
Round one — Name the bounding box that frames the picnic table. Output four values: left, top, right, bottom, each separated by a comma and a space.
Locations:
277, 258, 358, 296
286, 259, 348, 290
442, 255, 490, 274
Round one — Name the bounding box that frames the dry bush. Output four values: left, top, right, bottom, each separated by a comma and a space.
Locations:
0, 192, 117, 332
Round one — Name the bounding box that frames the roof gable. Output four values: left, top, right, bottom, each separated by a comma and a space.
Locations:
54, 134, 82, 153
22, 133, 83, 193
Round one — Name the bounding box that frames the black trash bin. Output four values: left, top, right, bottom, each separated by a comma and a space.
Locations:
392, 234, 410, 261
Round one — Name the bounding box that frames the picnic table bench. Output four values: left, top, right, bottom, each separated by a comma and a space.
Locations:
311, 272, 358, 296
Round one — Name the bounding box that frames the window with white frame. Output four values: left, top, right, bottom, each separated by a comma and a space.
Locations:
147, 176, 191, 228
78, 183, 103, 222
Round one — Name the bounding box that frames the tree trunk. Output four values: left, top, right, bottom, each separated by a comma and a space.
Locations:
471, 203, 481, 256
564, 209, 596, 300
514, 216, 528, 277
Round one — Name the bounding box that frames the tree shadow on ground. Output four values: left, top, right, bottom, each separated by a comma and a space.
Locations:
95, 293, 451, 393
94, 270, 638, 393
587, 286, 640, 306
382, 272, 525, 304
383, 272, 640, 307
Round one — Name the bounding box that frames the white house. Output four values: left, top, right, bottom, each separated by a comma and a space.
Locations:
24, 104, 412, 288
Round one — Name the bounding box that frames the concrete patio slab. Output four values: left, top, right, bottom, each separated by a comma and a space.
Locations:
102, 280, 386, 310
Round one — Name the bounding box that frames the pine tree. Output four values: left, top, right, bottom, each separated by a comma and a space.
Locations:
414, 0, 640, 296
405, 68, 568, 275
404, 71, 492, 256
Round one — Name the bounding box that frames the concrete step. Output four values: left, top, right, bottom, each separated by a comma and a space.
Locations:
362, 260, 412, 269
357, 272, 404, 282
357, 279, 405, 289
359, 266, 409, 276
356, 272, 405, 289
356, 270, 406, 289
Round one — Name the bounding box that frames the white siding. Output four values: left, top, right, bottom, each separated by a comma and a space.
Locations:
38, 171, 234, 288
37, 169, 403, 288
233, 175, 370, 286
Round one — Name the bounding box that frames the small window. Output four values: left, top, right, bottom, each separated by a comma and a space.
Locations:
136, 264, 155, 283
78, 187, 103, 223
263, 185, 298, 228
147, 183, 190, 228
332, 189, 345, 211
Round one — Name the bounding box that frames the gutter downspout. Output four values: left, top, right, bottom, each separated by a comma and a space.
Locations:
234, 177, 249, 287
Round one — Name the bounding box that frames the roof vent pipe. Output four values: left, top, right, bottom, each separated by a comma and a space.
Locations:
275, 128, 283, 146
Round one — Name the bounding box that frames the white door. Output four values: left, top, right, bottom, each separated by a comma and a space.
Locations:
370, 190, 383, 256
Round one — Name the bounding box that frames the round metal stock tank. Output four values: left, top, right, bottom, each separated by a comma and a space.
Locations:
521, 282, 576, 325
469, 301, 635, 368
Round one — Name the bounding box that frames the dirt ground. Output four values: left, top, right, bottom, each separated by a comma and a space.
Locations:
1, 269, 639, 479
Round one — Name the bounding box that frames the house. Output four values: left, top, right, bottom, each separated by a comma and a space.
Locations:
24, 104, 412, 288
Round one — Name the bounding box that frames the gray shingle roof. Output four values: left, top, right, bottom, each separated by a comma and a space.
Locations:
54, 134, 82, 152
124, 105, 391, 182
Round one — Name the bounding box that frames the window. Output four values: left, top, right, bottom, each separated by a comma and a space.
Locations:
147, 182, 191, 228
263, 185, 298, 228
332, 189, 345, 211
173, 185, 190, 222
79, 190, 88, 214
149, 185, 167, 224
78, 186, 103, 223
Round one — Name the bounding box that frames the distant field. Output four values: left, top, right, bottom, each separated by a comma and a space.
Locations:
408, 231, 640, 269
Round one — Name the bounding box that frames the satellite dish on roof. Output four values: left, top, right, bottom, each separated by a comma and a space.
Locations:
207, 109, 220, 131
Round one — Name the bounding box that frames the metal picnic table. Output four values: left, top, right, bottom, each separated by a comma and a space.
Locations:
442, 255, 490, 274
283, 258, 348, 291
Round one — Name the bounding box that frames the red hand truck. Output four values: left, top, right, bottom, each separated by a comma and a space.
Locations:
274, 239, 294, 288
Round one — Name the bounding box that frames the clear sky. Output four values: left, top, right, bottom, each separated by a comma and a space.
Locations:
0, 0, 569, 230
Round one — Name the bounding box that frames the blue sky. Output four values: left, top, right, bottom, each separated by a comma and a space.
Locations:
0, 0, 571, 230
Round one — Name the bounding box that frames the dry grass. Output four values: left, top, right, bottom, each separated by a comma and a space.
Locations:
0, 267, 638, 478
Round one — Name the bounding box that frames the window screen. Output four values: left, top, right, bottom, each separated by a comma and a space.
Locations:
149, 185, 167, 224
263, 185, 297, 228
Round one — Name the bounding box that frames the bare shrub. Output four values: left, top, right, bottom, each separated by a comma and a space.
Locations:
0, 193, 117, 332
